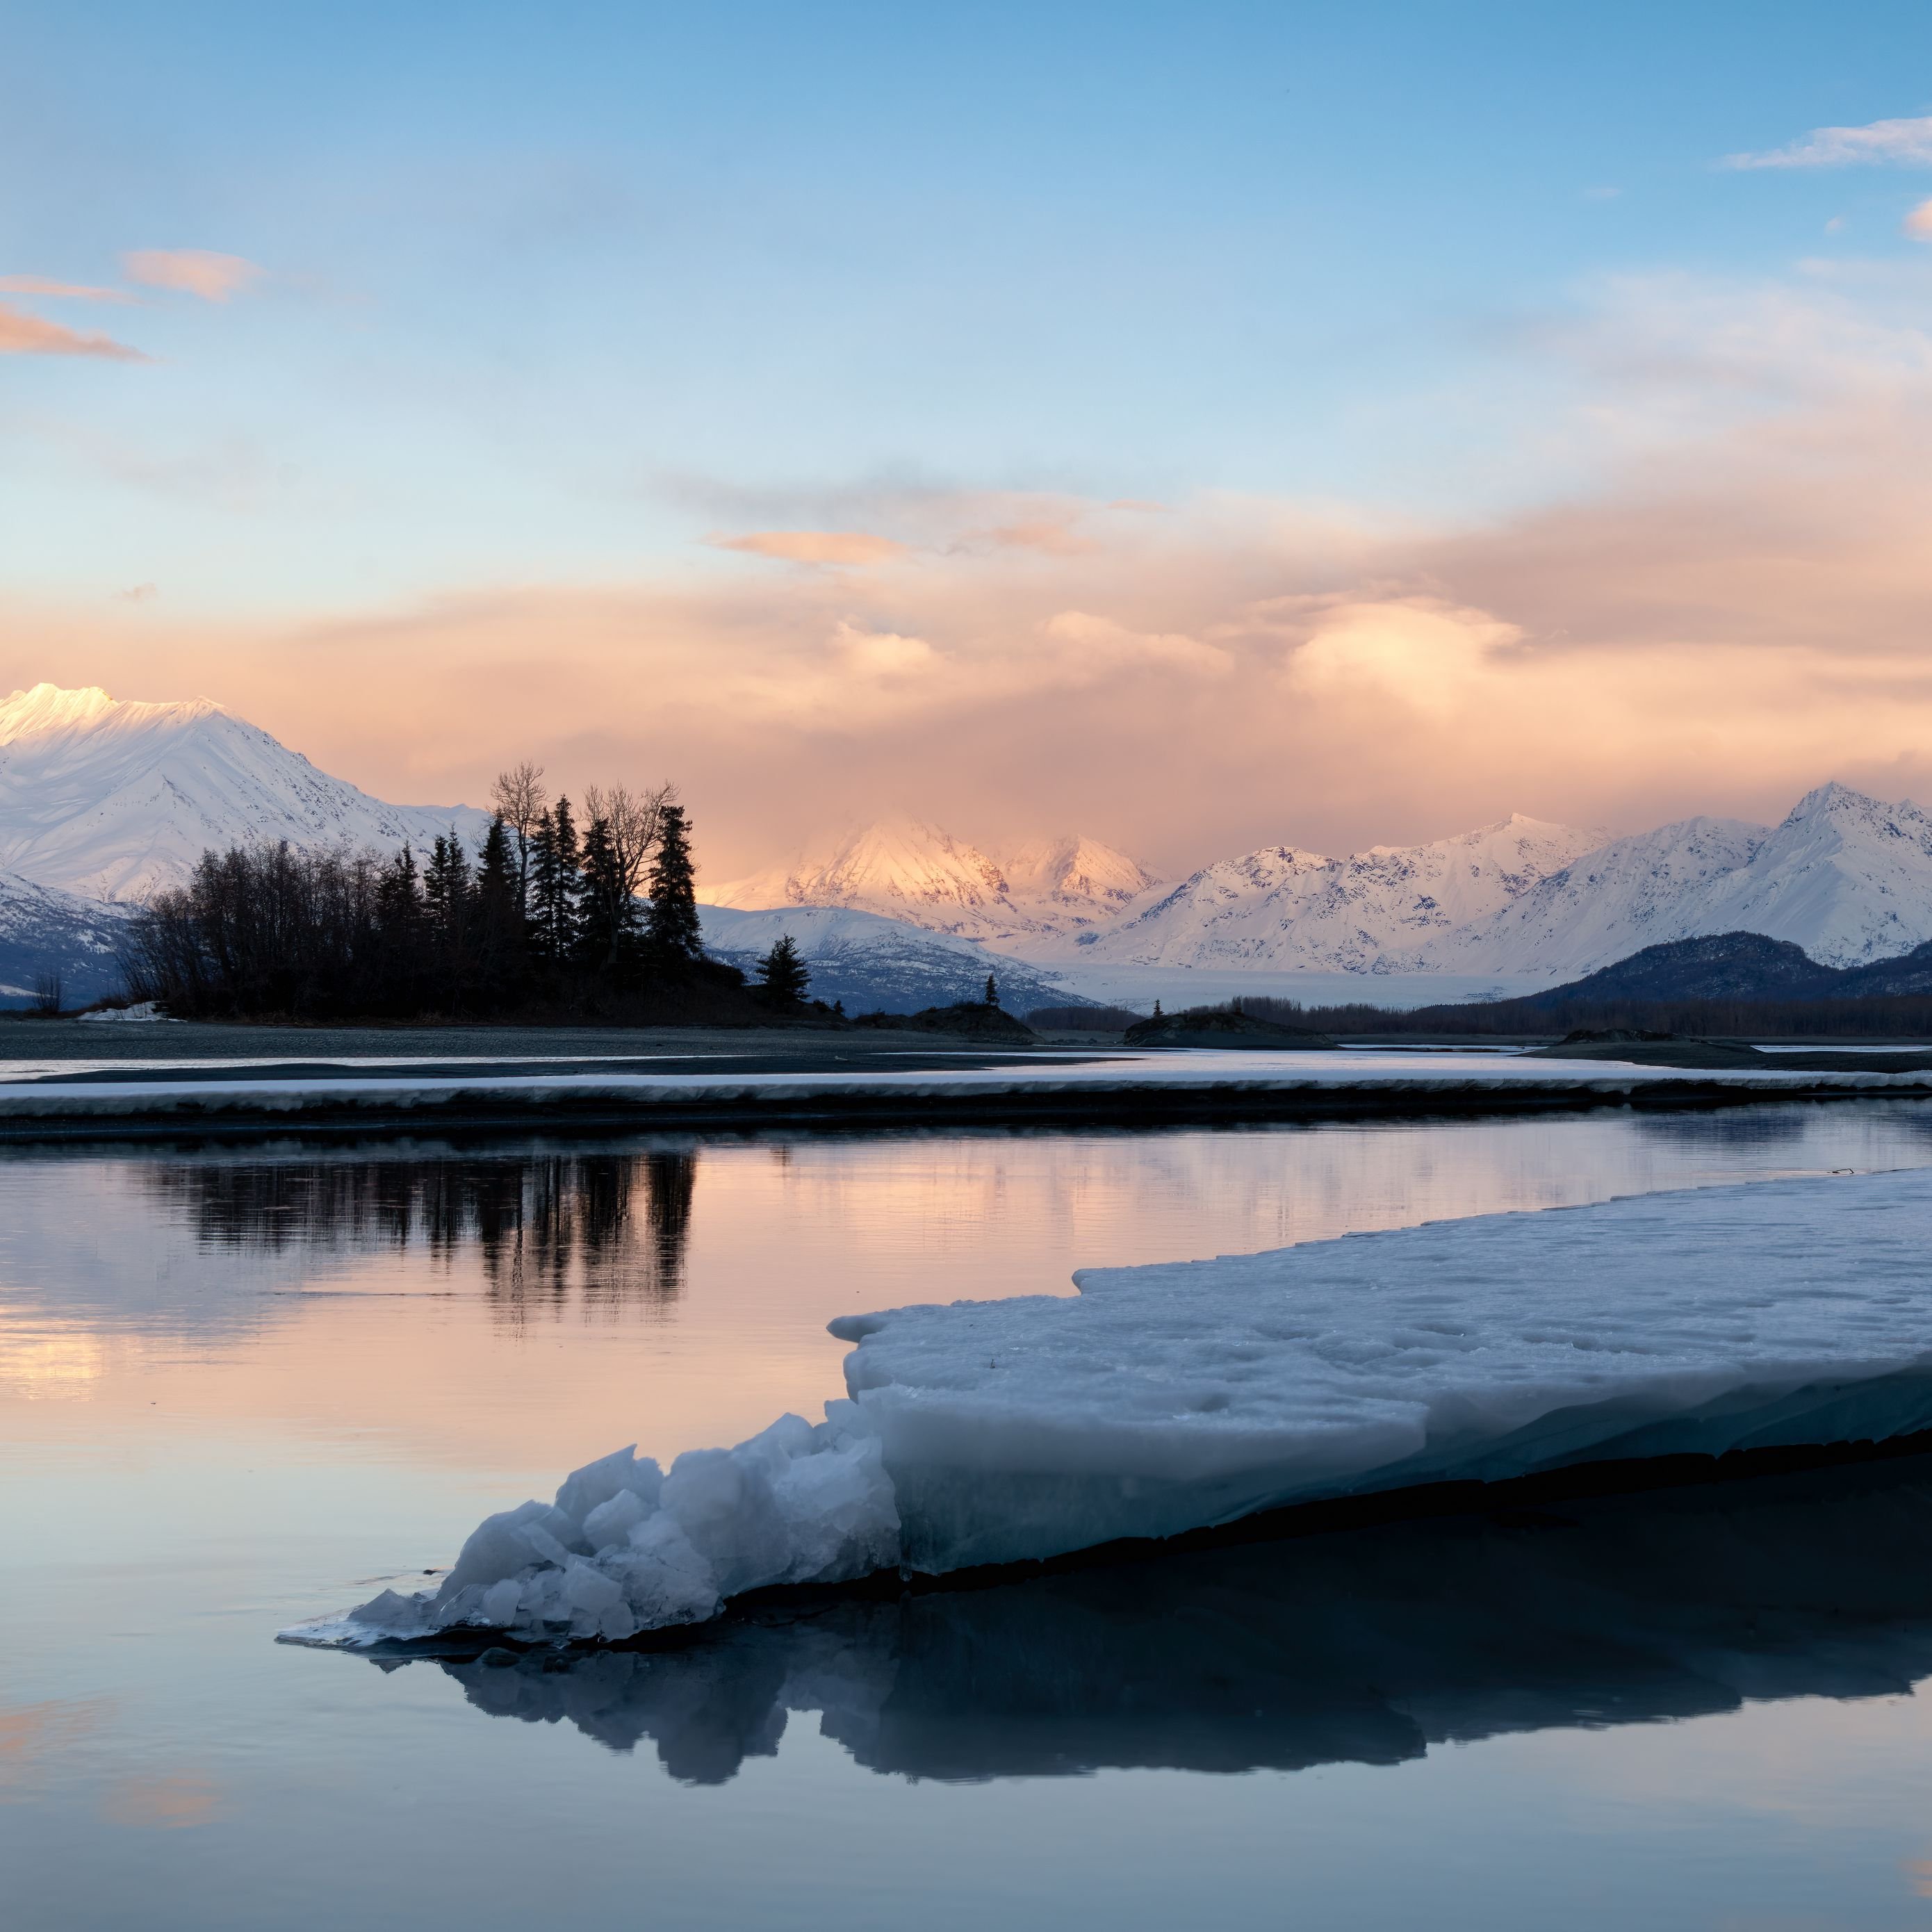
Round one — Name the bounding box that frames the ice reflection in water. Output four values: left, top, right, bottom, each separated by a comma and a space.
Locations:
363, 1457, 1932, 1785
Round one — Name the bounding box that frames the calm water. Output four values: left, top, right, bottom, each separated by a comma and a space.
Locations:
11, 1101, 1932, 1929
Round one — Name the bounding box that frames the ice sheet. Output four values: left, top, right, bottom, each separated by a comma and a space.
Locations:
286, 1167, 1932, 1648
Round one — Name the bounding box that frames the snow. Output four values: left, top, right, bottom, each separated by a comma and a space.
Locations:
697, 903, 1080, 1015
0, 867, 133, 1008
297, 1413, 899, 1648
1069, 814, 1603, 973
704, 817, 1164, 948
73, 1001, 174, 1023
290, 1167, 1932, 1648
1444, 815, 1770, 979
0, 683, 492, 901
13, 1047, 1932, 1128
1441, 785, 1932, 977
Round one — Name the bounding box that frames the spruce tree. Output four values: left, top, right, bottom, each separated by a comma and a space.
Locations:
985, 972, 999, 1008
754, 933, 810, 1008
472, 816, 525, 1000
577, 814, 634, 972
530, 796, 582, 965
423, 833, 473, 992
644, 803, 702, 964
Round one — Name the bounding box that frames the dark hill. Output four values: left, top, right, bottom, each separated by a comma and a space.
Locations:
1513, 933, 1838, 1007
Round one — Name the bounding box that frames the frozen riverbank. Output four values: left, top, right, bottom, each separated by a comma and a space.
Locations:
9, 1044, 1932, 1137
287, 1165, 1932, 1649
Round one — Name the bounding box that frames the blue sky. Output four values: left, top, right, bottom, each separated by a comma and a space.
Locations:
6, 3, 1932, 864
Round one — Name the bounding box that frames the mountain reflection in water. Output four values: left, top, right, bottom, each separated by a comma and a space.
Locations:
145, 1149, 698, 1313
364, 1457, 1932, 1785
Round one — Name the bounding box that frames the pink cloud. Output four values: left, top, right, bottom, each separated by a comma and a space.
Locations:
1907, 199, 1932, 242
0, 302, 145, 361
12, 266, 1932, 879
121, 249, 263, 302
707, 530, 906, 565
0, 275, 129, 302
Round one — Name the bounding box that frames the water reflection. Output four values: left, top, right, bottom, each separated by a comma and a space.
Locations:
142, 1150, 698, 1314
370, 1457, 1932, 1785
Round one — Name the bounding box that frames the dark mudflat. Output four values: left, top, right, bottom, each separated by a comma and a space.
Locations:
1530, 1038, 1932, 1074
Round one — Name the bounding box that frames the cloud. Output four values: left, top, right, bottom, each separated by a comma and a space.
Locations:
707, 529, 906, 565
1908, 199, 1932, 242
121, 249, 263, 302
1724, 115, 1932, 170
0, 275, 129, 302
114, 583, 159, 604
14, 263, 1932, 878
0, 302, 145, 361
977, 518, 1097, 555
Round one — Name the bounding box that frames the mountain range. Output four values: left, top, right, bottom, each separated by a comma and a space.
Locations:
6, 680, 1932, 1015
725, 784, 1932, 988
707, 820, 1164, 945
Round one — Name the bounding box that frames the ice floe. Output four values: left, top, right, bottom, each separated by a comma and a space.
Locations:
286, 1166, 1932, 1648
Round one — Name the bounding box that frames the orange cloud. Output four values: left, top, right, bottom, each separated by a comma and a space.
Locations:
0, 275, 129, 302
10, 268, 1932, 878
1907, 199, 1932, 242
122, 249, 263, 302
0, 302, 145, 360
707, 529, 906, 565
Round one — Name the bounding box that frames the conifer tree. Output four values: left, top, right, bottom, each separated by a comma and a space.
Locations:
473, 816, 526, 997
644, 803, 702, 964
754, 933, 810, 1008
576, 814, 635, 971
985, 972, 999, 1008
529, 797, 581, 965
424, 833, 473, 966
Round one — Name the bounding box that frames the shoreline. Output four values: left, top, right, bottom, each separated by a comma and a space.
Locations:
4, 1045, 1932, 1138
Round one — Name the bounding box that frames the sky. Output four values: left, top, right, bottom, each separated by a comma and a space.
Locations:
6, 1, 1932, 878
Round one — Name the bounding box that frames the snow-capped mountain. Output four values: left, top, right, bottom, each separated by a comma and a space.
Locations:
1443, 785, 1932, 976
1077, 815, 1603, 973
1440, 815, 1770, 979
1681, 783, 1932, 968
705, 819, 1163, 946
998, 834, 1164, 932
0, 684, 493, 901
698, 905, 1081, 1015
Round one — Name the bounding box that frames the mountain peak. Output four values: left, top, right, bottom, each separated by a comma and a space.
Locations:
0, 681, 484, 900
0, 684, 227, 748
1784, 780, 1885, 824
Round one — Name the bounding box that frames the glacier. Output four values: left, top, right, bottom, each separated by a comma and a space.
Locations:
288, 1166, 1932, 1649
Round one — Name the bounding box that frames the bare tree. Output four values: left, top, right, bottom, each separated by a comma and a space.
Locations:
491, 762, 548, 911
32, 970, 62, 1017
584, 780, 675, 902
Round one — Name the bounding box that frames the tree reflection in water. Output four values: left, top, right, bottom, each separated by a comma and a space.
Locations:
142, 1146, 699, 1316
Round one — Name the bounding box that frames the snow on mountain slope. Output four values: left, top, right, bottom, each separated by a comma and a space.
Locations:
1682, 783, 1932, 968
1441, 815, 1771, 978
698, 905, 1081, 1015
0, 869, 133, 1006
705, 819, 1161, 947
998, 834, 1165, 933
1078, 815, 1602, 972
0, 684, 494, 901
1443, 785, 1932, 976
